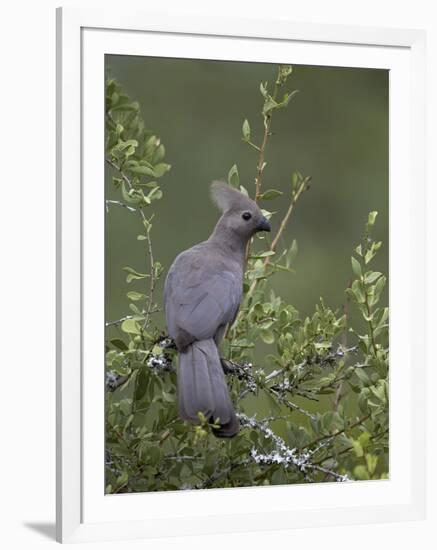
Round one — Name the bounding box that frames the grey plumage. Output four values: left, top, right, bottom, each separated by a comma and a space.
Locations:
164, 181, 271, 437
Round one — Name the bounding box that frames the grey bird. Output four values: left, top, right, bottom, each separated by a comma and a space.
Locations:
164, 181, 271, 437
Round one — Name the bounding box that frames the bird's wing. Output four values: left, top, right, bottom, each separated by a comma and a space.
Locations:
164, 250, 241, 345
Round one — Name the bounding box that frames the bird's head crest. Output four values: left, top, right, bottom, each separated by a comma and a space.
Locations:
210, 181, 255, 213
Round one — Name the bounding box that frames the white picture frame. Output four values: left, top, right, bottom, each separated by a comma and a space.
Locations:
56, 6, 426, 543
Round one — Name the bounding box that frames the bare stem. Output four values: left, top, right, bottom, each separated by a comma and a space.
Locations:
265, 176, 310, 265
143, 225, 156, 329
246, 176, 310, 297
106, 200, 137, 213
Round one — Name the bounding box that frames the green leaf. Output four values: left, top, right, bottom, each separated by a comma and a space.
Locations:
147, 187, 163, 202
153, 144, 165, 164
250, 250, 275, 259
119, 398, 132, 416
364, 271, 382, 284
110, 338, 128, 351
351, 280, 365, 303
106, 350, 118, 367
261, 209, 275, 220
162, 391, 175, 403
373, 275, 386, 301
242, 119, 251, 140
123, 266, 149, 283
276, 89, 299, 109
365, 453, 378, 475
364, 241, 382, 265
260, 82, 268, 98
375, 308, 389, 334
285, 240, 298, 268
228, 164, 239, 188
358, 431, 371, 448
121, 319, 141, 335
111, 103, 139, 113
351, 439, 364, 457
271, 467, 288, 485
260, 328, 275, 344
279, 65, 293, 79
127, 291, 145, 301
354, 465, 370, 480
153, 163, 171, 178
262, 97, 278, 116
121, 182, 141, 205
259, 189, 283, 200
366, 211, 378, 233
355, 367, 370, 387
135, 369, 149, 402
148, 446, 163, 466
264, 389, 282, 414
116, 471, 129, 487
351, 256, 362, 278
126, 273, 149, 283
127, 164, 156, 178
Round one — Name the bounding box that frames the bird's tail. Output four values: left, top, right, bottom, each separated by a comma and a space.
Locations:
177, 339, 239, 438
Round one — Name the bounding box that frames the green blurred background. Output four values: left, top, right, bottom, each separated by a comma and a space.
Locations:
105, 55, 388, 333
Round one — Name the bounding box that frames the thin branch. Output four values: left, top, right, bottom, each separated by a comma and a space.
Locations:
303, 414, 371, 451
265, 176, 311, 264
197, 459, 250, 489
273, 392, 317, 421
245, 176, 310, 298
335, 282, 351, 410
106, 307, 161, 328
312, 428, 388, 467
106, 200, 137, 213
244, 140, 261, 152
142, 222, 157, 330
105, 315, 133, 327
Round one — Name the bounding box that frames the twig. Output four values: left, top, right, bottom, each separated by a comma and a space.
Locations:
197, 459, 250, 489
265, 176, 311, 266
143, 221, 156, 329
303, 413, 371, 451
312, 428, 388, 468
106, 307, 161, 328
335, 282, 351, 410
105, 315, 133, 327
272, 392, 317, 421
106, 200, 137, 213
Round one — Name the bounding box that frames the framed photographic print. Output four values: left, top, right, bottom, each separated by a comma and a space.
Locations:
56, 7, 426, 543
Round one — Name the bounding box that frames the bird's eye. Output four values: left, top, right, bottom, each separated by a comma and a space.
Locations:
242, 212, 252, 221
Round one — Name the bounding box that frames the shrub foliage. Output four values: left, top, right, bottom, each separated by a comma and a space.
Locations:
105, 67, 389, 493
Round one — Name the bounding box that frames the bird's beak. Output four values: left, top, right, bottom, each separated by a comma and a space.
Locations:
257, 216, 271, 232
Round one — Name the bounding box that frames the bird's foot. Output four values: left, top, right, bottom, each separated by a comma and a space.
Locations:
220, 358, 235, 374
